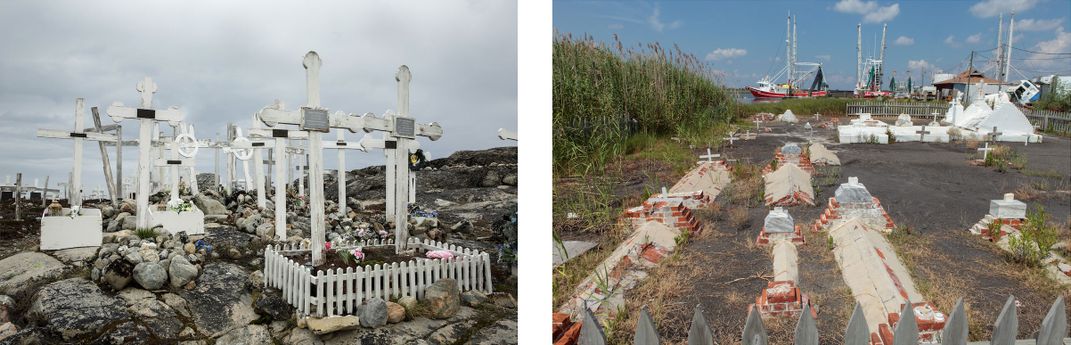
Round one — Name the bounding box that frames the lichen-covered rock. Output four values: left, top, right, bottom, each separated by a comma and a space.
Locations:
423, 279, 460, 319
193, 194, 229, 216
282, 327, 323, 345
27, 278, 131, 341
215, 324, 271, 345
169, 255, 198, 288
358, 298, 388, 328
178, 262, 256, 337
0, 252, 65, 297
117, 288, 183, 340
461, 290, 488, 307
133, 262, 168, 290
102, 259, 135, 291
254, 289, 292, 321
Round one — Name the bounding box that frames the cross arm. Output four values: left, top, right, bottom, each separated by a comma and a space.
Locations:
106, 103, 185, 123
37, 129, 118, 142
498, 128, 517, 141
335, 114, 443, 141
358, 134, 421, 150
247, 128, 310, 140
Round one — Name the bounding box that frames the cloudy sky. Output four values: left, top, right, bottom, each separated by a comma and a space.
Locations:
0, 1, 517, 194
555, 0, 1071, 89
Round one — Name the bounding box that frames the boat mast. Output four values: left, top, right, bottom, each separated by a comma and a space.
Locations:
1003, 12, 1015, 83
786, 13, 792, 91
856, 23, 862, 94
793, 15, 798, 89
878, 23, 887, 91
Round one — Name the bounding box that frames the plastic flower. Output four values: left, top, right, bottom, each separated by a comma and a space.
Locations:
324, 242, 332, 251
377, 230, 389, 238
352, 248, 365, 261
426, 250, 455, 259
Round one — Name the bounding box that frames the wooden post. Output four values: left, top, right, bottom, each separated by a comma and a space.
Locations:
116, 125, 123, 202
41, 176, 49, 207
91, 107, 118, 206
14, 173, 21, 221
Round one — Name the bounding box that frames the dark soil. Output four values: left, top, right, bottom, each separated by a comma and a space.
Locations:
0, 200, 46, 258
284, 246, 419, 272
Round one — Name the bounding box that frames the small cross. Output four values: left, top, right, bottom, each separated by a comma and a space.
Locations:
753, 119, 763, 129
813, 113, 820, 121
698, 148, 721, 163
988, 126, 1003, 142
977, 142, 993, 160
931, 111, 940, 124
723, 133, 736, 146
916, 126, 931, 141
136, 77, 158, 108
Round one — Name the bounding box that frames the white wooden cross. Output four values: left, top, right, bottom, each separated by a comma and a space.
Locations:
106, 77, 186, 228
247, 117, 309, 240
813, 113, 821, 121
224, 127, 256, 193
916, 126, 931, 141
722, 132, 737, 146
697, 148, 720, 164
740, 129, 757, 140
498, 128, 517, 141
978, 142, 993, 161
931, 112, 940, 124
359, 132, 421, 220
155, 125, 199, 208
254, 51, 442, 260
753, 119, 763, 129
36, 98, 120, 207
321, 122, 368, 214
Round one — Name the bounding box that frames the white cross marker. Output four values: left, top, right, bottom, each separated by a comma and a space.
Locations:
813, 113, 821, 121
359, 132, 421, 220
978, 142, 993, 161
320, 122, 368, 215
36, 98, 119, 207
155, 127, 198, 207
723, 133, 737, 146
916, 126, 931, 141
698, 148, 721, 164
106, 77, 186, 229
753, 119, 763, 129
661, 186, 668, 197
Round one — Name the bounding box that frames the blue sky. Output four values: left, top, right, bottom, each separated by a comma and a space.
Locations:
554, 0, 1071, 89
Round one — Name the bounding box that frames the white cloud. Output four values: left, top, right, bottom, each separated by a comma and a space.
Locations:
894, 36, 914, 45
966, 33, 982, 44
705, 48, 747, 61
944, 35, 960, 47
833, 0, 900, 23
1026, 26, 1071, 69
969, 0, 1038, 18
608, 23, 624, 30
908, 59, 940, 73
647, 4, 681, 32
1015, 18, 1064, 32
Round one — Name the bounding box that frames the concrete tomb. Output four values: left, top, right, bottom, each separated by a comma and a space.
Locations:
808, 143, 840, 166
990, 193, 1027, 220
778, 109, 798, 123
763, 164, 814, 206
838, 113, 890, 144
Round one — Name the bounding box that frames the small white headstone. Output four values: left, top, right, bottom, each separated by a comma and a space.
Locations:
990, 194, 1026, 219
835, 177, 873, 204
764, 207, 795, 233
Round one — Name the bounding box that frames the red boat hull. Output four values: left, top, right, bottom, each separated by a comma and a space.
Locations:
747, 86, 827, 98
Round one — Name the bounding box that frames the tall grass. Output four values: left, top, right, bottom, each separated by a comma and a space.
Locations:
738, 98, 852, 118
553, 33, 737, 175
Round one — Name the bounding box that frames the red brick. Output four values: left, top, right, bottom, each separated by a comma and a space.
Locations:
554, 322, 582, 345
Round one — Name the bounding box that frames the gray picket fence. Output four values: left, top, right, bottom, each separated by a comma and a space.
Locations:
576, 296, 1068, 345
844, 102, 1071, 134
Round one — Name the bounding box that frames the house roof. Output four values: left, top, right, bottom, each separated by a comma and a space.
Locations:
933, 68, 1005, 86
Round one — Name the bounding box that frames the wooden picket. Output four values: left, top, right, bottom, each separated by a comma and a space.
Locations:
261, 238, 494, 317
574, 296, 1070, 345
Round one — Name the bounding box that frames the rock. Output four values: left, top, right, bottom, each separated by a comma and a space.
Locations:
117, 288, 184, 340
124, 250, 143, 264
386, 301, 405, 323
358, 298, 388, 328
27, 278, 130, 341
215, 324, 271, 345
502, 173, 517, 186
461, 290, 488, 307
50, 247, 98, 264
193, 194, 229, 215
139, 248, 160, 263
133, 262, 168, 290
122, 216, 137, 230
179, 262, 257, 337
397, 295, 417, 315
102, 259, 135, 290
469, 319, 519, 345
0, 322, 16, 341
0, 252, 65, 297
0, 295, 14, 312
162, 293, 192, 319
480, 170, 501, 187
306, 316, 359, 335
282, 328, 323, 345
169, 255, 199, 288
184, 242, 197, 254
249, 270, 264, 287
254, 289, 293, 321
101, 321, 153, 344
423, 279, 460, 319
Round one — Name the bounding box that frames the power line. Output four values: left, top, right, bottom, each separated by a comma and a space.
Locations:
1011, 46, 1071, 56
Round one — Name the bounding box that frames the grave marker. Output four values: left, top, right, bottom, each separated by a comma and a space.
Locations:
250, 105, 310, 240
977, 142, 993, 161
359, 133, 421, 219
916, 126, 931, 141
723, 133, 737, 146
988, 126, 1003, 143
321, 124, 368, 213
698, 148, 720, 164
106, 77, 186, 229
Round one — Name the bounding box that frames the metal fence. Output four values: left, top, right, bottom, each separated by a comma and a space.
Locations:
845, 102, 1071, 134
575, 296, 1068, 345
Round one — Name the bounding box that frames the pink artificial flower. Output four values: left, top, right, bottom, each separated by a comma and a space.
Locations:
426, 250, 455, 259
324, 242, 332, 251
352, 249, 365, 261
377, 230, 389, 238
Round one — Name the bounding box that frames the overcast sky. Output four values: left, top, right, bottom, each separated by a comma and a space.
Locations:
0, 0, 517, 194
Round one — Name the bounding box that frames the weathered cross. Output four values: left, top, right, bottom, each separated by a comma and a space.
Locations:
106, 77, 186, 228
697, 148, 720, 164
988, 126, 1003, 143
931, 111, 940, 124
36, 98, 120, 207
321, 122, 368, 214
813, 113, 821, 122
916, 126, 931, 141
247, 109, 310, 239
753, 119, 763, 129
155, 124, 199, 208
740, 130, 757, 140
255, 51, 442, 260
224, 127, 257, 193
977, 142, 993, 161
722, 133, 737, 146
359, 132, 421, 220
497, 128, 517, 141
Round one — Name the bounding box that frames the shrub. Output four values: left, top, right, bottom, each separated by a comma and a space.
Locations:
1007, 205, 1058, 267
135, 227, 158, 239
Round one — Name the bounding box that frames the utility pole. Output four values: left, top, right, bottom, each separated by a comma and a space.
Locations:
966, 51, 975, 105
857, 23, 862, 95
1003, 12, 1015, 83
878, 24, 887, 91
996, 13, 1004, 81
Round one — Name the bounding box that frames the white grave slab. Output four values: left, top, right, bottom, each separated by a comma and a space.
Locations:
990, 193, 1027, 219
834, 177, 873, 205
889, 125, 951, 142
764, 207, 795, 233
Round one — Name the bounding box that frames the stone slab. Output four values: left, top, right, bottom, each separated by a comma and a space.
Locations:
40, 208, 103, 250
771, 240, 798, 283
552, 241, 597, 267
0, 251, 66, 296
990, 198, 1027, 220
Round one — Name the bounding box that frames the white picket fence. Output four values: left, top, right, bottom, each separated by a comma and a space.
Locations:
263, 237, 493, 317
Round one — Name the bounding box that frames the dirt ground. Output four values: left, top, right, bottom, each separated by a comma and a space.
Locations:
602, 119, 1071, 343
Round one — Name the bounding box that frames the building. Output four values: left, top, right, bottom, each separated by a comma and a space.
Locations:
932, 68, 1008, 100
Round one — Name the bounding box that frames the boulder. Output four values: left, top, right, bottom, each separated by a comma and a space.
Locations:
103, 230, 134, 243
179, 262, 256, 337
358, 298, 388, 328
50, 247, 98, 265
254, 289, 293, 321
423, 279, 460, 319
215, 324, 271, 345
27, 278, 131, 341
306, 316, 359, 335
386, 301, 405, 323
102, 259, 135, 291
397, 295, 417, 315
133, 262, 168, 290
122, 216, 137, 230
282, 328, 323, 345
169, 255, 199, 289
193, 194, 229, 215
0, 252, 65, 296
0, 322, 15, 341
461, 290, 488, 307
117, 288, 183, 340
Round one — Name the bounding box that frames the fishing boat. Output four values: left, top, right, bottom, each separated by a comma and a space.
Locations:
747, 14, 827, 98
